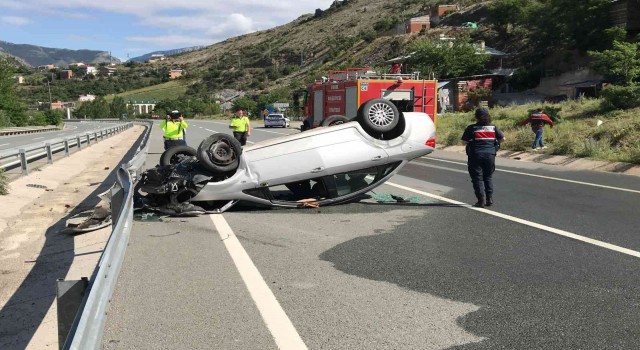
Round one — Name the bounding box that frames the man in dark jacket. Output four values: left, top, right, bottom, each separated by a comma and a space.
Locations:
461, 108, 506, 208
520, 108, 553, 150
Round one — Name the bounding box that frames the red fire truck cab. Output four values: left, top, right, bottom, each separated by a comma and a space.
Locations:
300, 67, 438, 132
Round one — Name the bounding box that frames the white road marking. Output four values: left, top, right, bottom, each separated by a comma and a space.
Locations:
255, 129, 289, 135
385, 181, 640, 259
205, 129, 215, 132
422, 157, 640, 194
33, 137, 44, 140
0, 143, 9, 147
210, 215, 308, 350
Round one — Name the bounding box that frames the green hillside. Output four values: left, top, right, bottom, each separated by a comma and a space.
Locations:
106, 80, 188, 102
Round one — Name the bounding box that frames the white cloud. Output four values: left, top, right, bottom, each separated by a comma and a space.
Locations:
1, 16, 30, 26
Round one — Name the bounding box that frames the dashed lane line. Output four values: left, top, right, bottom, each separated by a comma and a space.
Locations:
385, 181, 640, 259
421, 157, 640, 194
209, 215, 308, 350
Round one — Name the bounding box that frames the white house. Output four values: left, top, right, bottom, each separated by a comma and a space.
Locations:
78, 94, 96, 102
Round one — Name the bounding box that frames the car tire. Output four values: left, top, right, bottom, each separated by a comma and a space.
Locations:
197, 133, 242, 173
321, 115, 350, 127
160, 145, 197, 166
357, 99, 400, 134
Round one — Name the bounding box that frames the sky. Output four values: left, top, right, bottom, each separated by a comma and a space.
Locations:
0, 0, 335, 61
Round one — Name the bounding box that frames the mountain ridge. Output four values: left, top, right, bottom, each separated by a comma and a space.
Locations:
0, 40, 121, 67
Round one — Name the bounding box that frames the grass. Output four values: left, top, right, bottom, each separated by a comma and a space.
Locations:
436, 98, 640, 165
0, 169, 8, 195
106, 81, 188, 102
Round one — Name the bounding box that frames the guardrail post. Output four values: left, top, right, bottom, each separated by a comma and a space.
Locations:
77, 136, 82, 149
87, 134, 91, 145
45, 143, 53, 164
19, 149, 29, 175
64, 139, 70, 156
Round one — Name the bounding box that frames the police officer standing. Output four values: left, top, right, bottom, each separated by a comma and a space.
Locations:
160, 110, 188, 150
461, 108, 505, 208
229, 109, 251, 146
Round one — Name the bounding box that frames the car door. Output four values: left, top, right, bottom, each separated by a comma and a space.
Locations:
317, 125, 388, 175
244, 132, 330, 186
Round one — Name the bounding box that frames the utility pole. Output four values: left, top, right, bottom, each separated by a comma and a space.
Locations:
46, 81, 52, 108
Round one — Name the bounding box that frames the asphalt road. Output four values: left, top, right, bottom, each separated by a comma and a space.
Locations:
103, 119, 640, 349
0, 121, 114, 151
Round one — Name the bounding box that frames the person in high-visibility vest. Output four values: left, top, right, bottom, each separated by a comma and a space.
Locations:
160, 110, 188, 150
229, 109, 251, 146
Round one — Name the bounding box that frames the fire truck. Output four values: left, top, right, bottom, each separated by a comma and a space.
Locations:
299, 67, 438, 140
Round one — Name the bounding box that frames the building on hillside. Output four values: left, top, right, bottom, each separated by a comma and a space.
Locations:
84, 66, 97, 75
169, 68, 184, 79
611, 0, 640, 38
430, 4, 459, 26
99, 66, 117, 76
78, 94, 96, 102
60, 70, 73, 80
69, 62, 86, 68
405, 15, 430, 33
15, 76, 25, 84
126, 100, 156, 115
148, 54, 166, 63
37, 64, 56, 71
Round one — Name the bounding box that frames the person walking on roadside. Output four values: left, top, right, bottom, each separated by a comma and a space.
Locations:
461, 108, 505, 208
160, 110, 188, 150
229, 109, 251, 146
520, 108, 553, 150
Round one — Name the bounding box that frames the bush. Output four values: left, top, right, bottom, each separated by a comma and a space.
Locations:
0, 110, 13, 128
601, 85, 640, 110
0, 169, 8, 195
44, 109, 64, 125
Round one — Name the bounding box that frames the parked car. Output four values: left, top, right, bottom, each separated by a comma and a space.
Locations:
135, 99, 436, 214
264, 113, 290, 128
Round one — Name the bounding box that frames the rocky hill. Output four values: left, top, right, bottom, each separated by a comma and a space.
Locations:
0, 41, 120, 67
128, 46, 207, 63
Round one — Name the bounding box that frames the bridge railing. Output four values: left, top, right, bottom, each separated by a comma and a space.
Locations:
62, 121, 152, 350
0, 123, 133, 174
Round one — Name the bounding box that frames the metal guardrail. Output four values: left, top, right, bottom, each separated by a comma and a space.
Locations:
63, 122, 152, 350
0, 123, 133, 174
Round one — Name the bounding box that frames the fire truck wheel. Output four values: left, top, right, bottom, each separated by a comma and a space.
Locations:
160, 145, 197, 166
321, 115, 350, 127
357, 98, 400, 134
197, 133, 242, 173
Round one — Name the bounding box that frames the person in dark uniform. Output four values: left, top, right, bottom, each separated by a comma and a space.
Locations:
461, 108, 505, 208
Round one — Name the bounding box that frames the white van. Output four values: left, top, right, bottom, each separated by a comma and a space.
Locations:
264, 113, 290, 128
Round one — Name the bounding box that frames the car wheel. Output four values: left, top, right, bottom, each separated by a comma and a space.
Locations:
321, 115, 350, 127
357, 99, 400, 134
197, 133, 242, 173
160, 145, 197, 166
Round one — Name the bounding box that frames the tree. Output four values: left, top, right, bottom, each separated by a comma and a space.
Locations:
589, 40, 640, 85
110, 96, 129, 119
232, 96, 258, 116
408, 38, 489, 79
0, 58, 27, 126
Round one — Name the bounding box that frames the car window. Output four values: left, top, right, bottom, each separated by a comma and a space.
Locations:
265, 162, 401, 204
267, 177, 327, 202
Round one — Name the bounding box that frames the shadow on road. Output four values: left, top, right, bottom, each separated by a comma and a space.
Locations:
318, 203, 640, 349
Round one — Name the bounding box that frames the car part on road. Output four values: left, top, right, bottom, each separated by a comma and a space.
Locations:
321, 115, 350, 127
61, 207, 112, 234
197, 133, 242, 173
160, 145, 197, 166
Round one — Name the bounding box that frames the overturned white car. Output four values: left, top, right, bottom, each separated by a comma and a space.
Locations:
135, 99, 436, 214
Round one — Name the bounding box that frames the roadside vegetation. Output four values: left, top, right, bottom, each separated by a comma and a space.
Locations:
0, 169, 8, 195
436, 98, 640, 165
106, 80, 188, 102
